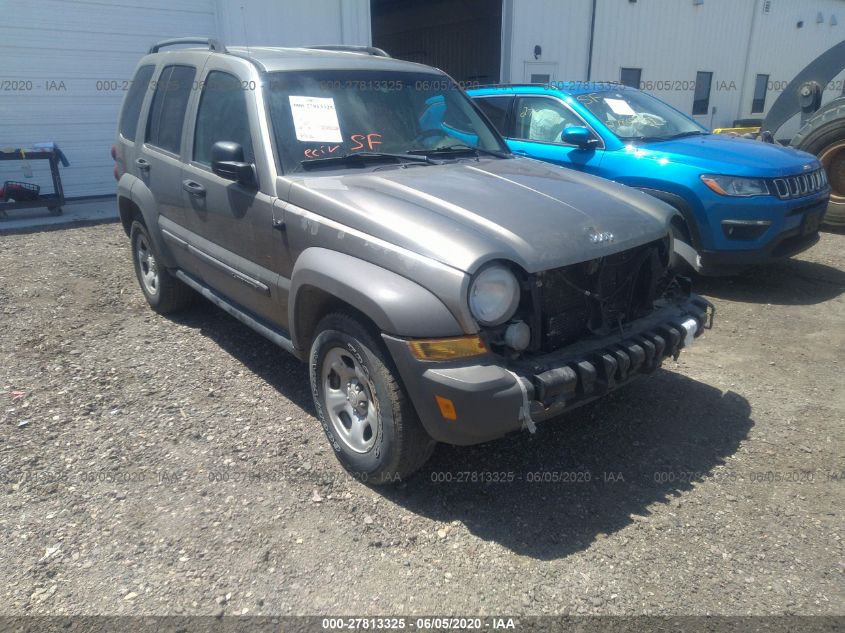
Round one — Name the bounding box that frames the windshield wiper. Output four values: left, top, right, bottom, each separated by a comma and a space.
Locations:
300, 151, 437, 170
407, 144, 510, 159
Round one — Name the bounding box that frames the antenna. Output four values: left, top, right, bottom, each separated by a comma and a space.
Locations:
240, 4, 251, 56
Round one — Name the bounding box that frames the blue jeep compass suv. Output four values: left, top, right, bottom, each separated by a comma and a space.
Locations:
469, 84, 830, 275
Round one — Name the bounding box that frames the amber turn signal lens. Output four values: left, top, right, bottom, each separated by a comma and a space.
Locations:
435, 395, 458, 421
700, 176, 727, 195
407, 336, 487, 361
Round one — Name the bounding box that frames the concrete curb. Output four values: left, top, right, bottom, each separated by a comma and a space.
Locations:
0, 196, 119, 235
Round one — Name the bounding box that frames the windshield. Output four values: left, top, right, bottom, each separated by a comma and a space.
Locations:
266, 70, 507, 173
575, 90, 707, 141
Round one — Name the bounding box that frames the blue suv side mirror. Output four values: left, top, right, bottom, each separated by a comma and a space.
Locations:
561, 126, 594, 148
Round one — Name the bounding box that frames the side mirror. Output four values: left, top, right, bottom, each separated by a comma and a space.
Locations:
561, 125, 594, 148
211, 141, 256, 186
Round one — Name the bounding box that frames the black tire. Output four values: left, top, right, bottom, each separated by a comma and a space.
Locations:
309, 311, 435, 484
791, 98, 845, 227
130, 220, 192, 314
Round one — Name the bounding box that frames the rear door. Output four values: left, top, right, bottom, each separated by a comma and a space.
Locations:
137, 63, 199, 233
505, 95, 604, 172
180, 60, 287, 327
115, 64, 156, 182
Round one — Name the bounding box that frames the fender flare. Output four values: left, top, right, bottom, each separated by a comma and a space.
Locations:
289, 248, 464, 350
124, 176, 178, 268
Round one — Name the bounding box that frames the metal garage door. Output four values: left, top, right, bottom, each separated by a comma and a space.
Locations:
0, 0, 218, 198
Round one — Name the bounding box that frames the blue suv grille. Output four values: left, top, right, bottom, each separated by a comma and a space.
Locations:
771, 168, 828, 200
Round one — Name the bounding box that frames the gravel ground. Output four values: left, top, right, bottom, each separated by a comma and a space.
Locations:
0, 223, 843, 617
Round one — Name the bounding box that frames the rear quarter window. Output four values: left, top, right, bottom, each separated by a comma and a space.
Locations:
119, 65, 154, 141
145, 65, 196, 154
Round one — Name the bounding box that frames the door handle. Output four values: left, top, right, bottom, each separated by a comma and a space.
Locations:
135, 158, 151, 171
182, 180, 206, 197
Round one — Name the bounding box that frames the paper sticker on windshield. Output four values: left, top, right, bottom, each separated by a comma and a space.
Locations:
604, 98, 636, 116
289, 96, 343, 143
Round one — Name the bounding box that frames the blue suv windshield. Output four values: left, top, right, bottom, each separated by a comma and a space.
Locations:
266, 70, 507, 173
575, 90, 707, 142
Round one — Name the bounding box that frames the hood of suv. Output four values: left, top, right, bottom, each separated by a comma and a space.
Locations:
287, 157, 674, 273
636, 133, 820, 177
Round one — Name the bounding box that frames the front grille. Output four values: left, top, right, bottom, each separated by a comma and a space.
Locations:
538, 239, 668, 352
771, 168, 828, 200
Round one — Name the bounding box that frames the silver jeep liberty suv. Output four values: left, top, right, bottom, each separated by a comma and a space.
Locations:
114, 38, 713, 483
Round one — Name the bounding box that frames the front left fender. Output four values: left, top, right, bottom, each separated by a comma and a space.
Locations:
289, 247, 465, 350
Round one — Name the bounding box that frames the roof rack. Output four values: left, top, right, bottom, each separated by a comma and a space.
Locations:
305, 45, 391, 58
148, 38, 227, 54
472, 81, 625, 91
472, 83, 548, 89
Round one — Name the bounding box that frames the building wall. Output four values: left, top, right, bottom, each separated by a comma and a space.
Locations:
215, 0, 369, 47
506, 0, 845, 130
0, 0, 218, 198
740, 0, 845, 136
503, 0, 593, 84
589, 0, 757, 129
0, 0, 366, 198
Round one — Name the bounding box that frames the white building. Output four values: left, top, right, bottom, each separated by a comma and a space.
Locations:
2, 0, 843, 197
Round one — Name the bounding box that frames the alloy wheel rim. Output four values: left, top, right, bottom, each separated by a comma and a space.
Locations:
136, 234, 159, 296
321, 346, 378, 453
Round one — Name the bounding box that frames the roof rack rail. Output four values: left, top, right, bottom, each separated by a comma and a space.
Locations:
475, 83, 549, 88
148, 38, 227, 54
306, 45, 391, 58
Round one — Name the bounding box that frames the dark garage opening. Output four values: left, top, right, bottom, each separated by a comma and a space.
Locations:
371, 0, 502, 84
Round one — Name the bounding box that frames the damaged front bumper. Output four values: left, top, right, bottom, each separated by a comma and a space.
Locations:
383, 295, 714, 446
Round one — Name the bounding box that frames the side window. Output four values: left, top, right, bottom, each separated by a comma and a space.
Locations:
145, 65, 196, 154
512, 97, 584, 143
193, 71, 255, 166
119, 65, 155, 141
474, 96, 512, 135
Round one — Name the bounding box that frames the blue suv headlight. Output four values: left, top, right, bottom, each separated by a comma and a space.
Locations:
701, 174, 769, 197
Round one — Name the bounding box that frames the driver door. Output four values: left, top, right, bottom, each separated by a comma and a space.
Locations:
505, 95, 604, 173
181, 63, 289, 328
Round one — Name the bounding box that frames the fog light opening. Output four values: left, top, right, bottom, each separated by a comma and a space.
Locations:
504, 321, 531, 351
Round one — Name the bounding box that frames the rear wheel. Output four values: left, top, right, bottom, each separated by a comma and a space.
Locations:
791, 98, 845, 227
130, 221, 192, 314
309, 312, 435, 484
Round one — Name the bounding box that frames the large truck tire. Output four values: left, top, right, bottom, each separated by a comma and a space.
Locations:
791, 97, 845, 227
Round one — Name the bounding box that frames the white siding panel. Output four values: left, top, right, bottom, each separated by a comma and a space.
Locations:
215, 0, 370, 47
0, 0, 218, 197
589, 0, 756, 129
508, 0, 593, 82
741, 0, 845, 137
1, 0, 367, 198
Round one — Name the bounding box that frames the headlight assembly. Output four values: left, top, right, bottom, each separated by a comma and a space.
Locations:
700, 174, 769, 197
468, 264, 520, 326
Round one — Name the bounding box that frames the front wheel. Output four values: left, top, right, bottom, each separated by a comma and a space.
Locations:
309, 312, 435, 484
